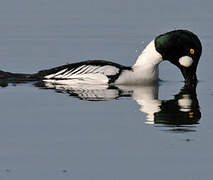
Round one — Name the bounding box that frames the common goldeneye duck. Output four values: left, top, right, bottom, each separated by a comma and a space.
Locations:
0, 29, 202, 85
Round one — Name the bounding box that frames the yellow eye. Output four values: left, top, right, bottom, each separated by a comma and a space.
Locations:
189, 112, 194, 118
190, 48, 195, 55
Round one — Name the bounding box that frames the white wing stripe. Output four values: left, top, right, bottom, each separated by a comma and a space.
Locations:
54, 69, 67, 76
60, 66, 99, 78
85, 66, 99, 73
74, 66, 92, 75
44, 65, 120, 82
62, 69, 73, 76
62, 72, 74, 78
45, 69, 67, 79
70, 65, 86, 75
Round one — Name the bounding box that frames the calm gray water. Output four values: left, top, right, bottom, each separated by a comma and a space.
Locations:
0, 0, 213, 179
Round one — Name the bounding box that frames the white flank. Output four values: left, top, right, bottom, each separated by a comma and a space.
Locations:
179, 56, 193, 67
44, 65, 120, 85
96, 65, 119, 75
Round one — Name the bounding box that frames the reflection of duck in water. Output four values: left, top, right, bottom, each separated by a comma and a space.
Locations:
0, 30, 201, 85
35, 81, 201, 126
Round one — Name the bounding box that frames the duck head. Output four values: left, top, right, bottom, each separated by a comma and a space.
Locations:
155, 30, 202, 85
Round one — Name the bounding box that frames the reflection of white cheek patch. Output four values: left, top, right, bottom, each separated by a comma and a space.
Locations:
178, 94, 192, 112
179, 56, 193, 67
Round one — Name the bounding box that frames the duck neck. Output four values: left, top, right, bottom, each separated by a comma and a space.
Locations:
133, 40, 163, 68
115, 40, 163, 84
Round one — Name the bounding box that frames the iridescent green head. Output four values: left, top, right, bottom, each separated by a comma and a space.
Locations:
155, 30, 202, 85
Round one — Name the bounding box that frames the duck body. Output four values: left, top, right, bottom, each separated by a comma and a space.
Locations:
38, 60, 132, 85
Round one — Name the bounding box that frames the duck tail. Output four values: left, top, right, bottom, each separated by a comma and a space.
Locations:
0, 69, 39, 81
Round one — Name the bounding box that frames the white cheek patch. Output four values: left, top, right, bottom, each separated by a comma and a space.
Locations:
179, 56, 193, 67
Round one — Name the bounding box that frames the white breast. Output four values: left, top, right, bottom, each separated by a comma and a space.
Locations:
114, 65, 159, 85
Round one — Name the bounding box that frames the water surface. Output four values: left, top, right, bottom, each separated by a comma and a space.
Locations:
0, 0, 213, 179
